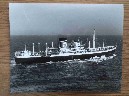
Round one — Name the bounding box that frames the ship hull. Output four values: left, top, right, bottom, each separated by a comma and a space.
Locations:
15, 49, 116, 64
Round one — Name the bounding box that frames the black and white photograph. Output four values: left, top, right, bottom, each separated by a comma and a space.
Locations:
9, 3, 123, 93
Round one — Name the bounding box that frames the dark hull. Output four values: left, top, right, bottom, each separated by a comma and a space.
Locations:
15, 49, 116, 64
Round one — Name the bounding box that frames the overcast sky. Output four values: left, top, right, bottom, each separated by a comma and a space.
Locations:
9, 3, 123, 35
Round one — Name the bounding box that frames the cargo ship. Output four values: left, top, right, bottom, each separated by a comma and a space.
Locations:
14, 29, 117, 64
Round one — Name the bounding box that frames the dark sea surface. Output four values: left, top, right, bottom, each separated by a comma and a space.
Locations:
10, 35, 122, 93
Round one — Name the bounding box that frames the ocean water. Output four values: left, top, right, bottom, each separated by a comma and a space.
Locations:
10, 35, 122, 93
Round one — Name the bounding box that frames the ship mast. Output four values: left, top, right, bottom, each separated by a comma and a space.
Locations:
25, 44, 27, 51
103, 41, 104, 47
89, 41, 90, 48
93, 29, 95, 48
38, 43, 40, 52
46, 43, 48, 56
52, 42, 53, 48
32, 43, 34, 55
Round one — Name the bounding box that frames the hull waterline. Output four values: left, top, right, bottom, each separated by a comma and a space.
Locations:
15, 49, 116, 64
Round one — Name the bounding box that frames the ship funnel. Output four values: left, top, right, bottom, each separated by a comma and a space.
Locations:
59, 38, 67, 48
33, 43, 34, 55
93, 29, 95, 48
